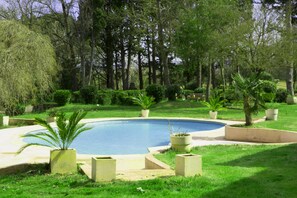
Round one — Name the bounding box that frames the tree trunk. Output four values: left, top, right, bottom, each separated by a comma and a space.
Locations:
285, 0, 294, 96
156, 0, 170, 86
197, 61, 202, 88
146, 35, 152, 85
138, 51, 143, 89
115, 51, 119, 90
152, 31, 157, 84
88, 0, 95, 85
126, 36, 132, 89
206, 57, 212, 101
244, 97, 252, 126
120, 33, 127, 90
105, 23, 114, 89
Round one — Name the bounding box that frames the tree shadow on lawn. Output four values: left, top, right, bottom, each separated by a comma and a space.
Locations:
201, 144, 297, 198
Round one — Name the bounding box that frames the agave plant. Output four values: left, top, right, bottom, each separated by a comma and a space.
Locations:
18, 110, 92, 153
131, 93, 155, 110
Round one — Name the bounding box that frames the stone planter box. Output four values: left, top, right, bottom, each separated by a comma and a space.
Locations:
46, 117, 55, 123
225, 125, 297, 143
170, 134, 192, 152
2, 116, 9, 126
286, 96, 297, 104
265, 109, 278, 121
50, 149, 77, 174
209, 111, 218, 119
175, 154, 202, 177
9, 118, 35, 125
92, 157, 116, 182
141, 109, 150, 118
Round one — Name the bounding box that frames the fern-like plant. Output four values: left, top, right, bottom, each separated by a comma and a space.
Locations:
131, 94, 155, 110
18, 110, 92, 153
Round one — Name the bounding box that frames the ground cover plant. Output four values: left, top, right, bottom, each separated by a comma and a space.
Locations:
1, 144, 297, 197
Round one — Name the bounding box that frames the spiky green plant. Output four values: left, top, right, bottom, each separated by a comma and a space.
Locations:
18, 110, 92, 153
232, 73, 266, 126
201, 97, 225, 112
131, 94, 155, 110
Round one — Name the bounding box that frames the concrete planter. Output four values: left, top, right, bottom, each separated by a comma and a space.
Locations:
25, 105, 33, 113
265, 109, 278, 121
46, 116, 55, 123
286, 96, 297, 104
209, 111, 218, 119
50, 149, 77, 174
141, 109, 150, 118
2, 116, 9, 126
225, 125, 297, 143
170, 134, 192, 152
175, 154, 202, 177
92, 157, 116, 182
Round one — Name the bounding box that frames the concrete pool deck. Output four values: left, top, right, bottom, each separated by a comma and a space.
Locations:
0, 117, 256, 180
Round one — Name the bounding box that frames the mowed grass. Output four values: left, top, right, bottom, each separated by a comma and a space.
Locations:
1, 144, 297, 197
15, 100, 263, 121
14, 100, 297, 132
253, 103, 297, 132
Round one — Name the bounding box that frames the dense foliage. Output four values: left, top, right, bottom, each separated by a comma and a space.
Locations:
0, 20, 58, 110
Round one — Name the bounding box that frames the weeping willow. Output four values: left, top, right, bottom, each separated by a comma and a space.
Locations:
0, 20, 60, 109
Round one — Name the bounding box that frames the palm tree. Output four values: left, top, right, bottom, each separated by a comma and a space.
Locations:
18, 110, 92, 153
233, 74, 265, 126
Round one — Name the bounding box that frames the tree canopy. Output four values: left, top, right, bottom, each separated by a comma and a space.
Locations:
0, 20, 59, 109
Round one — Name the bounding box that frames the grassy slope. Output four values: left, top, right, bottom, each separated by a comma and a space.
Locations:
1, 144, 297, 197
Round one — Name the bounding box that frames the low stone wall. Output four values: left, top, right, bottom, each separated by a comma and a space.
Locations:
9, 118, 35, 126
225, 125, 297, 143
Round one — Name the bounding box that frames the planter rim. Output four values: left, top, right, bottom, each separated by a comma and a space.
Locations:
170, 133, 191, 137
51, 148, 76, 151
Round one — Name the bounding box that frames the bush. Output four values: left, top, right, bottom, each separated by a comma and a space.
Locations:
53, 90, 71, 106
71, 91, 83, 103
259, 71, 274, 81
183, 90, 194, 99
275, 88, 288, 103
145, 84, 164, 103
5, 104, 26, 116
97, 90, 112, 105
194, 87, 206, 93
166, 84, 181, 101
80, 86, 98, 104
185, 81, 198, 90
32, 102, 58, 113
261, 80, 277, 102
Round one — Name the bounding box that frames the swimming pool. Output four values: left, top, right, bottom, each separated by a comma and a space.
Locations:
25, 119, 224, 155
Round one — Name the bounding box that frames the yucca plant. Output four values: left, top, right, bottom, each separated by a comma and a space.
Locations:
18, 110, 92, 153
131, 93, 155, 110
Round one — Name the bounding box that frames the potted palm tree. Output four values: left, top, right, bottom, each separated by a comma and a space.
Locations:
18, 110, 92, 174
201, 97, 225, 119
131, 93, 155, 117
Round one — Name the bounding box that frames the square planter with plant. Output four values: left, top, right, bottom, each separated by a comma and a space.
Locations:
18, 110, 92, 174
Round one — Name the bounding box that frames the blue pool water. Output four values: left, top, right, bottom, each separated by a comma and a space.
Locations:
25, 119, 224, 155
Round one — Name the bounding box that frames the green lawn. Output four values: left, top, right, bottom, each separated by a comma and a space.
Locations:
15, 100, 262, 121
253, 103, 297, 132
1, 144, 297, 197
14, 100, 297, 132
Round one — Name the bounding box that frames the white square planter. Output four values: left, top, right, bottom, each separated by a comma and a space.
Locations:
2, 116, 9, 126
175, 154, 202, 177
92, 157, 116, 182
